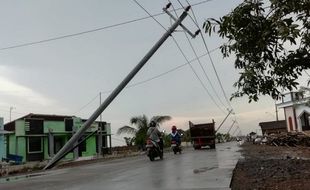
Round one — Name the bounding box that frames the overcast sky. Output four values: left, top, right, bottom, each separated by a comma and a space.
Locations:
0, 0, 308, 145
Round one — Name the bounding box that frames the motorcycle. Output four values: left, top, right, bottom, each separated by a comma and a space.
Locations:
146, 138, 163, 161
171, 140, 182, 154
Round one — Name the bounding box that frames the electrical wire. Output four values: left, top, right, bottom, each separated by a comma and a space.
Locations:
101, 46, 219, 93
74, 93, 100, 114
0, 0, 212, 51
132, 0, 227, 114
73, 46, 220, 115
185, 1, 233, 110
168, 1, 228, 109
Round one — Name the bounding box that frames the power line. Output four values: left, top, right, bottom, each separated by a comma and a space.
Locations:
73, 47, 220, 115
168, 2, 228, 109
182, 0, 239, 125
133, 0, 167, 30
172, 37, 226, 114
132, 0, 227, 114
103, 46, 219, 93
0, 0, 212, 51
73, 1, 222, 115
186, 3, 233, 110
184, 34, 228, 108
76, 46, 219, 114
74, 93, 100, 114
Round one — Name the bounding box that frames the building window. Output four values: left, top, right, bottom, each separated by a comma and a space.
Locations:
28, 137, 43, 153
54, 136, 65, 154
25, 119, 44, 134
65, 119, 73, 131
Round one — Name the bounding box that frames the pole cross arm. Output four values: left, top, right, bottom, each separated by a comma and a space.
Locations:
163, 7, 200, 38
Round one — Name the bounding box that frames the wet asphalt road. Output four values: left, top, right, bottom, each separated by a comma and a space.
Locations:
0, 142, 241, 190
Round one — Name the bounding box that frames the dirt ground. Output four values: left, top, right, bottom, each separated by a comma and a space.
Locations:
231, 142, 310, 190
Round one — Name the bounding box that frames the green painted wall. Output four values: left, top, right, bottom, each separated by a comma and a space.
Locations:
0, 118, 6, 160
64, 136, 74, 159
15, 120, 25, 136
7, 134, 26, 162
8, 134, 15, 155
17, 137, 26, 162
44, 121, 65, 133
7, 116, 111, 162
44, 137, 49, 159
82, 136, 97, 157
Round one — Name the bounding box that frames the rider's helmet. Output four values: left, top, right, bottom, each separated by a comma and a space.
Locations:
171, 125, 177, 132
149, 121, 156, 128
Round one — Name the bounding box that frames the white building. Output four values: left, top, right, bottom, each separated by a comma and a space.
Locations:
0, 117, 11, 160
277, 87, 310, 132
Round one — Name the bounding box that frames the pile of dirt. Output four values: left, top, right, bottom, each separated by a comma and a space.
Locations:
267, 132, 310, 147
231, 142, 310, 190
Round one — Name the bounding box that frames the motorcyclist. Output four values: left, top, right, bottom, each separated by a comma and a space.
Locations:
147, 121, 163, 152
170, 125, 181, 146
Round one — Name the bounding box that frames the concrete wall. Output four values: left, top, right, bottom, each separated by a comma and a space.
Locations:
6, 117, 109, 162
284, 107, 297, 132
295, 105, 310, 132
83, 136, 97, 157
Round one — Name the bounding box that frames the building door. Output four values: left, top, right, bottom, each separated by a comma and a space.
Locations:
27, 137, 44, 161
78, 138, 86, 157
301, 112, 310, 131
54, 136, 65, 154
25, 119, 44, 161
288, 117, 294, 131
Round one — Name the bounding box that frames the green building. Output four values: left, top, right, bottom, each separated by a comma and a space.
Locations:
4, 114, 111, 163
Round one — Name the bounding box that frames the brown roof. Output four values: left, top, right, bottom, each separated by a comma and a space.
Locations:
259, 120, 287, 130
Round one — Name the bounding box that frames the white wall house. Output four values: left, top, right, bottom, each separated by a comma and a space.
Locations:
0, 117, 10, 160
277, 88, 310, 132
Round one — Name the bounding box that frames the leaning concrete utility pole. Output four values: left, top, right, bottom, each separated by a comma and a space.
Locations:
215, 109, 233, 133
44, 5, 193, 170
226, 120, 236, 135
232, 126, 239, 136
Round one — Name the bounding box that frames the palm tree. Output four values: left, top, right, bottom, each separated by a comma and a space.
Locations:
117, 115, 171, 149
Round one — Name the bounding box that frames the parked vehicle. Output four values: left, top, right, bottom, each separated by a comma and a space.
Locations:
171, 140, 182, 154
189, 121, 216, 149
146, 138, 163, 161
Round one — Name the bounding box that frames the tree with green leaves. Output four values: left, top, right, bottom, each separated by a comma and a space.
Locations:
204, 0, 310, 102
123, 137, 135, 146
117, 115, 171, 149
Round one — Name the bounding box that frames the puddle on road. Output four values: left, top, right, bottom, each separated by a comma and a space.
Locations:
193, 166, 218, 174
0, 172, 47, 183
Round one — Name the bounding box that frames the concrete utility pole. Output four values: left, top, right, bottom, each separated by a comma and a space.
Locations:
9, 106, 14, 122
226, 120, 236, 135
232, 126, 240, 136
215, 109, 233, 133
44, 5, 194, 170
98, 92, 103, 156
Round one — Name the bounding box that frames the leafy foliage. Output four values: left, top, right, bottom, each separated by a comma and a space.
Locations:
123, 137, 135, 146
216, 132, 232, 142
204, 0, 310, 102
117, 115, 171, 148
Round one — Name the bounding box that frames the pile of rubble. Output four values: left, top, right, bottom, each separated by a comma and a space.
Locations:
266, 132, 310, 147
